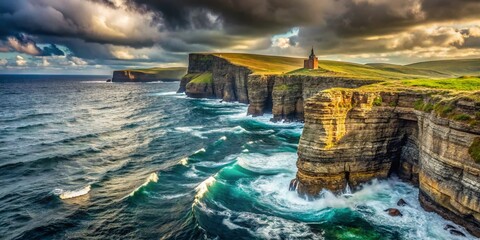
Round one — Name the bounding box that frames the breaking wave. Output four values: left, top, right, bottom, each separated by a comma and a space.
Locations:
129, 172, 159, 197
54, 185, 91, 200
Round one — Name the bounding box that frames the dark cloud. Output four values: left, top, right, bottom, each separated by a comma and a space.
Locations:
0, 0, 161, 48
0, 33, 64, 56
1, 0, 480, 71
41, 44, 65, 56
126, 0, 333, 35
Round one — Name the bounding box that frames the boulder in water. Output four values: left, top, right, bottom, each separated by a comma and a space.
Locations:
384, 208, 403, 217
449, 229, 466, 237
444, 224, 456, 230
289, 179, 298, 191
106, 79, 112, 82
397, 199, 408, 206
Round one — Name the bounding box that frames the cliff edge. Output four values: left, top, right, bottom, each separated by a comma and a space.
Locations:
294, 87, 480, 236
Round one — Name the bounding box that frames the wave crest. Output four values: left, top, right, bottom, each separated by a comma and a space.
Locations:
54, 185, 91, 199
129, 172, 159, 197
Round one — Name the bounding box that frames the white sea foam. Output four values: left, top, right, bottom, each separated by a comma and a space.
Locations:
156, 192, 190, 200
194, 148, 206, 154
174, 126, 205, 138
129, 172, 159, 196
175, 126, 247, 139
54, 185, 91, 199
194, 176, 216, 203
179, 157, 189, 166
152, 91, 178, 96
244, 173, 476, 239
236, 152, 297, 174
196, 200, 321, 239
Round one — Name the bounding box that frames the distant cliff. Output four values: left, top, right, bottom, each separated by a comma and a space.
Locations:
112, 67, 186, 82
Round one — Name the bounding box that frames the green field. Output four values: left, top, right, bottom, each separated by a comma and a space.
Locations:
209, 53, 480, 82
288, 60, 453, 80
407, 59, 480, 76
188, 72, 213, 84
388, 77, 480, 91
212, 53, 304, 74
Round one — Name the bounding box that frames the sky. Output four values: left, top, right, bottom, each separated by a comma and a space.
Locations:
0, 0, 479, 74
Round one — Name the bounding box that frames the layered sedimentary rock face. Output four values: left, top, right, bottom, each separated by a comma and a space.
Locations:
179, 53, 480, 236
180, 54, 378, 121
178, 54, 252, 103
295, 89, 480, 236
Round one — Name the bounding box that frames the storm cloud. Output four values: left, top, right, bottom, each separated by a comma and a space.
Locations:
0, 0, 479, 73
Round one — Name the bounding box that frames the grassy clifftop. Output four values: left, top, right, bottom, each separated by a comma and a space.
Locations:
211, 53, 303, 74
119, 67, 187, 79
207, 53, 480, 81
407, 59, 480, 76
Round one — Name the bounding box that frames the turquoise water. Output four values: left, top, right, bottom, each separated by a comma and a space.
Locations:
0, 76, 475, 239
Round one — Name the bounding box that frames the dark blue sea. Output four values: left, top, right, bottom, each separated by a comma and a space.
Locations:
0, 75, 475, 239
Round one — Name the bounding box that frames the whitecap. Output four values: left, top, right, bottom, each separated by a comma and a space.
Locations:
179, 157, 189, 166
194, 176, 216, 203
151, 91, 178, 96
129, 172, 159, 197
156, 192, 191, 200
194, 148, 206, 154
174, 126, 206, 139
54, 185, 91, 200
236, 152, 297, 174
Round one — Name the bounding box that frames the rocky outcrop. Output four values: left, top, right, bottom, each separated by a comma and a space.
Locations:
178, 54, 252, 103
248, 76, 378, 122
294, 89, 480, 236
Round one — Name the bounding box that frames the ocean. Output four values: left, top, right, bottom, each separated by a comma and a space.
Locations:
0, 75, 475, 239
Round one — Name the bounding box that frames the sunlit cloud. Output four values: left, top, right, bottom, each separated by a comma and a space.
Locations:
0, 0, 479, 73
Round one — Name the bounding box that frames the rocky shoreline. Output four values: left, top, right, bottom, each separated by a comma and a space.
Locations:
178, 53, 480, 237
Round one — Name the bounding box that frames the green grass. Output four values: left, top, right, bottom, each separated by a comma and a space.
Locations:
285, 60, 450, 80
366, 63, 451, 78
121, 67, 187, 79
208, 53, 469, 80
469, 137, 480, 163
273, 83, 302, 91
204, 53, 480, 83
453, 114, 472, 121
189, 72, 213, 84
392, 77, 480, 91
373, 96, 383, 106
407, 59, 480, 76
414, 100, 435, 112
212, 53, 303, 74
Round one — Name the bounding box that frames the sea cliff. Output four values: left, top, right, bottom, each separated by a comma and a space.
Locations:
179, 54, 378, 120
178, 53, 480, 237
294, 88, 480, 236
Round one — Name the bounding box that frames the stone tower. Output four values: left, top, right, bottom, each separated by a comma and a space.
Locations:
303, 47, 318, 69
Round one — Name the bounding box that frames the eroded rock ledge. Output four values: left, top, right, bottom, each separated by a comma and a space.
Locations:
294, 89, 480, 236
